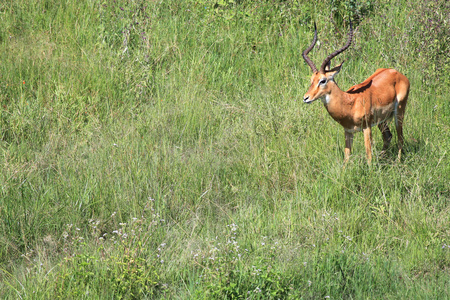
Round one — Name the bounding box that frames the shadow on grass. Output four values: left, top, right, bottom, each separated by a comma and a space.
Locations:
375, 137, 425, 164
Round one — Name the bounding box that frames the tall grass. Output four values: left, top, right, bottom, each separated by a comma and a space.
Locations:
1, 0, 449, 298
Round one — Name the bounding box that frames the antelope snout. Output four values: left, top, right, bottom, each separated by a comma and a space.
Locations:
303, 95, 312, 103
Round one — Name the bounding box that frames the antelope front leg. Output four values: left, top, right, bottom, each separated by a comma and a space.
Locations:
344, 131, 353, 164
363, 127, 373, 164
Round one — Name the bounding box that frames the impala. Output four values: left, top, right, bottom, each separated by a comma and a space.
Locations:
302, 22, 410, 164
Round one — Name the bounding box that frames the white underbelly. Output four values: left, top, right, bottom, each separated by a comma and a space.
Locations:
344, 102, 397, 133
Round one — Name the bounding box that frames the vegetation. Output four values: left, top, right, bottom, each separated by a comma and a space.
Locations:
0, 0, 449, 298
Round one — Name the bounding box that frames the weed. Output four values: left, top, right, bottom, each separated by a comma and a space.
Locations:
0, 0, 448, 299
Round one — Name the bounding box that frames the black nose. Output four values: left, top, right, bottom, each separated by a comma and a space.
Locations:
303, 96, 310, 103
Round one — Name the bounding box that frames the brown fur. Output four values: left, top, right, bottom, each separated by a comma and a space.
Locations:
303, 67, 410, 163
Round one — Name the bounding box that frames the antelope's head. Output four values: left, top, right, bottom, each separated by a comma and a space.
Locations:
302, 22, 353, 104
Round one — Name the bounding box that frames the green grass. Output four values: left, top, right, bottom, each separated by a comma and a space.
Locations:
1, 0, 449, 298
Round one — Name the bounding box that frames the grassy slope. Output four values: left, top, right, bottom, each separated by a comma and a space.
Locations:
0, 0, 449, 298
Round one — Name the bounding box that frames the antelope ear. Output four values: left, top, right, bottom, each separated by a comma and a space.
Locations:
326, 61, 344, 80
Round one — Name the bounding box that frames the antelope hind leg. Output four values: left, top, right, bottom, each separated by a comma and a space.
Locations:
378, 121, 392, 155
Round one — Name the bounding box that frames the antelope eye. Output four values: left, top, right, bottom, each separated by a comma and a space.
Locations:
319, 78, 327, 85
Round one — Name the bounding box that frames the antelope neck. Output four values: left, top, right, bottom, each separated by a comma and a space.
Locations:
322, 83, 356, 126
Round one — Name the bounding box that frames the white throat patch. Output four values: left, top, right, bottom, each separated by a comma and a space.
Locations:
322, 94, 331, 105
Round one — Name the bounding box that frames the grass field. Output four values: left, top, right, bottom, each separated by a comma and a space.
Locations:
1, 0, 449, 298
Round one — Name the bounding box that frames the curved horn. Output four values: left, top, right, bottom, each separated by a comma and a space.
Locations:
320, 21, 353, 73
302, 22, 318, 73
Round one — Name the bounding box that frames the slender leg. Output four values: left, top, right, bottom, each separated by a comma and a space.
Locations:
363, 127, 372, 164
396, 114, 404, 160
396, 102, 407, 160
394, 76, 409, 161
378, 121, 392, 154
344, 131, 353, 164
